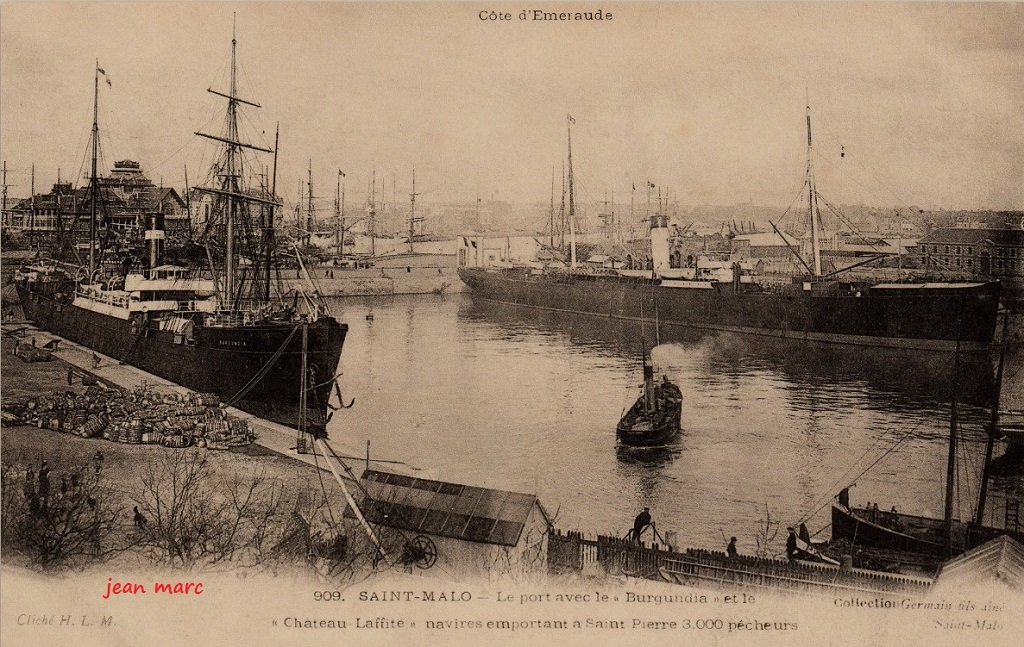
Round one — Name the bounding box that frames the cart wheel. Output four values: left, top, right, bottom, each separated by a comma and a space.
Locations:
403, 535, 437, 570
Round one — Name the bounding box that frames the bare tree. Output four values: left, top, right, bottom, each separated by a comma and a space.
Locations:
754, 502, 781, 559
133, 450, 298, 570
1, 463, 125, 569
485, 523, 551, 585
134, 449, 220, 568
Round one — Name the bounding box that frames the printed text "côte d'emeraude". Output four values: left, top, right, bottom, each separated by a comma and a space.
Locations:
479, 9, 614, 22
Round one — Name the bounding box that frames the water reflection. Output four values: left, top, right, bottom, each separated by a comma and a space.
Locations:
460, 299, 999, 409
615, 444, 682, 468
324, 294, 1021, 551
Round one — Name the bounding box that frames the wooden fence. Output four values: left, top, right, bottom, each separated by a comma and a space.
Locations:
548, 529, 933, 597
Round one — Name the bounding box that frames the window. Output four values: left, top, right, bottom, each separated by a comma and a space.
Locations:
955, 246, 961, 255
945, 245, 950, 254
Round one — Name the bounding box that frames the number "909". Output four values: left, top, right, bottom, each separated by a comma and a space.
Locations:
313, 590, 343, 602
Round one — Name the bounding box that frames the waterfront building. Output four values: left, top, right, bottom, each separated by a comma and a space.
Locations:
3, 160, 187, 239
917, 227, 1024, 278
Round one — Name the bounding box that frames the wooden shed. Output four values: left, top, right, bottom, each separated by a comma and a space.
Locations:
346, 469, 553, 579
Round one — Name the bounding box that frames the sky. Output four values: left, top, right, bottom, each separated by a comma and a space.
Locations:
1, 2, 1022, 211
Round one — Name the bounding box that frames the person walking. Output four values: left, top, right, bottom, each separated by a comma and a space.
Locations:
38, 460, 51, 502
785, 527, 799, 562
727, 536, 738, 559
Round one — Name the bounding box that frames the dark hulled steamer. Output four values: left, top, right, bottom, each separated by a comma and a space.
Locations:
14, 276, 344, 428
16, 29, 346, 431
457, 267, 999, 351
458, 109, 1000, 352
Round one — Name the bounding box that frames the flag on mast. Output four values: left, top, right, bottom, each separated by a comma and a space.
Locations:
97, 65, 112, 87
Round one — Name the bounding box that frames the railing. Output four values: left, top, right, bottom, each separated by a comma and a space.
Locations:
547, 529, 932, 597
202, 302, 281, 327
75, 289, 130, 309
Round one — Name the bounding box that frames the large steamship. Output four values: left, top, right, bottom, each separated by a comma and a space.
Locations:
16, 31, 346, 431
458, 111, 1000, 352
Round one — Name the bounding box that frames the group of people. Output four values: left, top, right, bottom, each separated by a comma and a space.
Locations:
20, 452, 108, 515
630, 507, 823, 563
22, 460, 51, 513
863, 501, 903, 531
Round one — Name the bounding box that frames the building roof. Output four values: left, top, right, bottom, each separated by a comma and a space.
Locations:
346, 469, 549, 547
919, 228, 1024, 246
732, 231, 797, 247
935, 535, 1024, 592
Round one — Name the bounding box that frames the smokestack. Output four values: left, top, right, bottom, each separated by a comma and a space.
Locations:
145, 213, 166, 269
650, 214, 670, 277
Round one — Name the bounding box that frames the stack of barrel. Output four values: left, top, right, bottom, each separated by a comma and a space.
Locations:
6, 384, 254, 450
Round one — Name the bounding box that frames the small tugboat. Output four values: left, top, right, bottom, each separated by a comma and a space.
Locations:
616, 350, 682, 447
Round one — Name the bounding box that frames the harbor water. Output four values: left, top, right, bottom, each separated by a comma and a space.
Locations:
325, 294, 1024, 555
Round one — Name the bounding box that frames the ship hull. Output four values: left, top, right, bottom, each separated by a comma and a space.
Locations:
831, 503, 1024, 557
831, 503, 952, 555
16, 282, 346, 430
458, 268, 1000, 351
616, 383, 683, 447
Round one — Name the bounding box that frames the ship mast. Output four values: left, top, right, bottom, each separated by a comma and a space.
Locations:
224, 23, 239, 302
306, 160, 314, 246
805, 103, 823, 277
195, 18, 279, 304
558, 160, 566, 250
549, 166, 555, 249
408, 169, 420, 253
1, 161, 8, 218
266, 124, 279, 301
975, 310, 1010, 526
30, 164, 36, 250
567, 113, 577, 269
369, 169, 376, 256
335, 169, 343, 258
89, 61, 100, 278
944, 337, 961, 556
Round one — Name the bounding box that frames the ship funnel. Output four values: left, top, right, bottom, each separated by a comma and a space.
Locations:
145, 213, 166, 268
649, 214, 671, 277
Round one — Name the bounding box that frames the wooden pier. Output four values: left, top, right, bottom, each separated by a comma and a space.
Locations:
548, 529, 933, 597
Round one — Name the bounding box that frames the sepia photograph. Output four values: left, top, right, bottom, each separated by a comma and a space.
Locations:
1, 2, 1022, 646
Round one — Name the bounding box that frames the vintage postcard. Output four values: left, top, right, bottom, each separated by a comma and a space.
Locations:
1, 2, 1022, 646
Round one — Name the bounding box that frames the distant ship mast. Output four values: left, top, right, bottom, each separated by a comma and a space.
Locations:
567, 113, 577, 268
335, 169, 345, 257
408, 169, 421, 253
548, 166, 555, 249
372, 167, 380, 256
306, 159, 315, 246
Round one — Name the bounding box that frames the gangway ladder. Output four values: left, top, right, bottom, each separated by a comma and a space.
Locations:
120, 320, 147, 365
1006, 500, 1020, 534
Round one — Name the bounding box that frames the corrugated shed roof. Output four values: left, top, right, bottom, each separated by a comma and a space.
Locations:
919, 228, 1024, 246
345, 469, 549, 547
935, 535, 1024, 591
